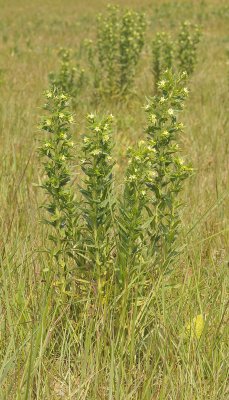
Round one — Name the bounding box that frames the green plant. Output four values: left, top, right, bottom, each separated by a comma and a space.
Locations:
89, 5, 146, 97
116, 70, 192, 287
39, 71, 192, 298
152, 22, 201, 90
49, 48, 85, 105
177, 21, 201, 75
144, 70, 192, 267
152, 32, 174, 92
80, 113, 115, 295
119, 9, 146, 93
116, 141, 154, 285
39, 88, 78, 295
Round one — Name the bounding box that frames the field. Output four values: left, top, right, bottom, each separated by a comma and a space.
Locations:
0, 0, 228, 399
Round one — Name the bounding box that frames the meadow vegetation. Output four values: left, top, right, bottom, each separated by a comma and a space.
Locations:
0, 0, 228, 399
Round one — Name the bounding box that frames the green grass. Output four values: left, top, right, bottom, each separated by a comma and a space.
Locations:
0, 0, 228, 398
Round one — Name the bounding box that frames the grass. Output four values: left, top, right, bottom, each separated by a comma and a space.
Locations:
0, 0, 228, 398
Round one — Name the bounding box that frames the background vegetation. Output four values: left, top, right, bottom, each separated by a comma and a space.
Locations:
0, 0, 228, 399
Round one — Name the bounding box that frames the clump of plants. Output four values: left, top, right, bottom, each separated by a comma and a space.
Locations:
87, 4, 146, 97
49, 48, 85, 107
39, 70, 192, 305
152, 21, 201, 90
152, 32, 174, 92
177, 21, 201, 75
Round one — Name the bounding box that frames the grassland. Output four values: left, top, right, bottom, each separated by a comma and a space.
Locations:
0, 0, 228, 399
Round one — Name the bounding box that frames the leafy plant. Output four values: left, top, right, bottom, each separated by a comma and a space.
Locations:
152, 22, 201, 90
152, 32, 174, 92
116, 70, 192, 287
88, 5, 146, 97
80, 113, 115, 295
49, 48, 85, 106
39, 88, 78, 295
144, 70, 192, 268
39, 71, 191, 301
177, 21, 201, 76
116, 141, 154, 285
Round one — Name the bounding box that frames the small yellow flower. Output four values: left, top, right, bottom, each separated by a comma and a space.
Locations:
147, 146, 156, 153
158, 79, 166, 88
87, 113, 95, 120
45, 119, 52, 126
150, 171, 157, 178
129, 174, 137, 182
168, 108, 174, 116
151, 114, 157, 124
161, 130, 169, 137
103, 134, 109, 142
46, 90, 52, 99
91, 149, 101, 156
